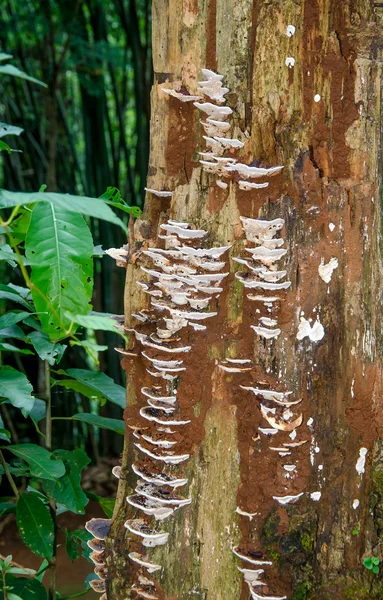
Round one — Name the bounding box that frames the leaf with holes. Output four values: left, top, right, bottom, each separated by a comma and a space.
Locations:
25, 203, 94, 341
16, 493, 54, 559
41, 449, 90, 514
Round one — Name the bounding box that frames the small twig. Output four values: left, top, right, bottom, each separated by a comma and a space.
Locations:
0, 450, 19, 500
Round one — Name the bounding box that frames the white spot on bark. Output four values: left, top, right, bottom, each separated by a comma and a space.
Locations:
285, 57, 295, 68
314, 94, 321, 102
353, 499, 360, 509
329, 222, 336, 231
296, 317, 325, 342
356, 447, 368, 476
310, 491, 321, 501
318, 257, 338, 283
286, 25, 296, 37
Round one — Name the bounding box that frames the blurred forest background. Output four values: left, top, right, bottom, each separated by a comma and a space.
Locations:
0, 0, 152, 459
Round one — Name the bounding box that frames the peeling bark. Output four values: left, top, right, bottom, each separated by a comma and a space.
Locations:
105, 2, 383, 599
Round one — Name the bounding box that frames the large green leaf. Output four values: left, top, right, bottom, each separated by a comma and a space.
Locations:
66, 313, 125, 339
28, 331, 66, 365
42, 449, 90, 514
25, 203, 94, 340
0, 190, 125, 230
86, 492, 116, 518
71, 413, 125, 434
1, 576, 47, 600
7, 444, 65, 481
0, 64, 47, 87
0, 367, 35, 417
16, 493, 54, 559
62, 369, 125, 408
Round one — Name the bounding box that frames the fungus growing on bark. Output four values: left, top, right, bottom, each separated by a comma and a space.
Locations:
126, 494, 176, 520
104, 246, 129, 267
232, 547, 273, 566
89, 579, 106, 593
132, 462, 187, 488
356, 447, 368, 476
238, 567, 265, 583
296, 317, 325, 342
135, 442, 190, 464
245, 246, 287, 263
197, 80, 229, 103
258, 427, 278, 435
87, 538, 105, 552
236, 507, 259, 520
161, 88, 202, 102
136, 481, 192, 506
238, 181, 269, 190
125, 519, 169, 547
141, 387, 177, 404
160, 223, 207, 239
285, 57, 295, 68
251, 325, 281, 339
193, 102, 233, 120
85, 518, 111, 540
139, 407, 191, 426
128, 552, 162, 573
249, 591, 287, 600
260, 407, 303, 432
112, 465, 121, 478
89, 551, 106, 565
200, 68, 224, 81
318, 257, 338, 283
144, 188, 173, 197
224, 163, 283, 179
134, 332, 192, 353
272, 493, 303, 505
310, 491, 321, 501
286, 24, 296, 36
217, 180, 228, 189
214, 136, 244, 149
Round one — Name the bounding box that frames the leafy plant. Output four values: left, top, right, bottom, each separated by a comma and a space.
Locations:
363, 556, 380, 575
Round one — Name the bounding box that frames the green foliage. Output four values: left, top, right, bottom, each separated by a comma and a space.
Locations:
65, 529, 92, 562
0, 366, 35, 417
70, 413, 125, 434
57, 368, 126, 408
41, 449, 90, 514
7, 444, 66, 480
0, 189, 126, 230
16, 493, 55, 558
0, 63, 47, 87
25, 203, 94, 340
363, 556, 380, 575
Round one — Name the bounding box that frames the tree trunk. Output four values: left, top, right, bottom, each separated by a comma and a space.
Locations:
105, 1, 383, 599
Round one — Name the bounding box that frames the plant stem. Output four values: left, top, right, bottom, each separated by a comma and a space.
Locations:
0, 449, 19, 500
43, 360, 57, 600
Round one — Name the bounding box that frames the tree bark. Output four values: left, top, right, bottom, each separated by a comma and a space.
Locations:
106, 1, 383, 599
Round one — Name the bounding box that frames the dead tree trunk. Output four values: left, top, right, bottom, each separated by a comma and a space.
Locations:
105, 2, 383, 599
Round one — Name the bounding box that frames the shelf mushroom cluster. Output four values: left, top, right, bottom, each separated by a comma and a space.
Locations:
191, 69, 284, 190
117, 220, 230, 598
85, 517, 111, 599
225, 216, 308, 600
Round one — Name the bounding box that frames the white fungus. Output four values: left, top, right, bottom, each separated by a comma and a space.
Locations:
353, 499, 360, 509
286, 25, 296, 37
296, 317, 325, 342
318, 257, 338, 283
310, 491, 321, 501
356, 447, 368, 476
285, 57, 295, 68
314, 94, 321, 102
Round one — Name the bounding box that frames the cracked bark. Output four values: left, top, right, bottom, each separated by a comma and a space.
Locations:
105, 1, 383, 599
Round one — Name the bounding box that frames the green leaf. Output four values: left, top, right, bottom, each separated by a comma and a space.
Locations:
0, 123, 24, 138
29, 399, 47, 424
4, 576, 48, 600
0, 367, 35, 417
0, 190, 126, 230
0, 311, 33, 330
71, 413, 125, 434
65, 313, 125, 339
0, 64, 47, 87
99, 187, 142, 218
0, 501, 16, 516
25, 203, 94, 340
0, 343, 34, 354
7, 444, 65, 481
372, 557, 380, 565
372, 565, 380, 574
0, 53, 13, 62
363, 557, 373, 569
28, 331, 66, 365
64, 369, 125, 408
0, 140, 11, 153
42, 449, 90, 514
0, 284, 33, 310
65, 528, 92, 561
0, 428, 11, 442
16, 493, 54, 559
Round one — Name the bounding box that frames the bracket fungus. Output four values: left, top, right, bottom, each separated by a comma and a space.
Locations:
296, 317, 325, 342
85, 518, 111, 540
125, 519, 169, 547
161, 88, 202, 102
144, 188, 173, 197
132, 463, 187, 488
128, 552, 162, 573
